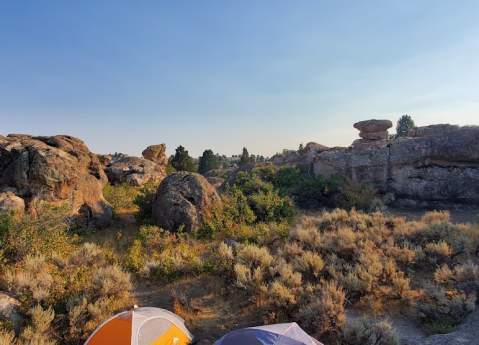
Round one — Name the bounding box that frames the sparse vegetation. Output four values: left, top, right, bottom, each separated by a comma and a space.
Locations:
2, 164, 479, 344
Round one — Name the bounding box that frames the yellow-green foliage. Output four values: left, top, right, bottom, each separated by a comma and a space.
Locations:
103, 182, 139, 213
224, 208, 479, 336
197, 188, 255, 239
1, 243, 132, 343
338, 178, 378, 211
0, 204, 77, 264
123, 225, 212, 281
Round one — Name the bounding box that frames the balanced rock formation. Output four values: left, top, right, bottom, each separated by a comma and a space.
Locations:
142, 144, 168, 167
104, 156, 166, 186
313, 126, 479, 209
353, 119, 392, 141
152, 171, 221, 232
0, 134, 112, 227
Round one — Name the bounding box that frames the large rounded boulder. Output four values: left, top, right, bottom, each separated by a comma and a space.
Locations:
0, 134, 112, 228
152, 171, 221, 232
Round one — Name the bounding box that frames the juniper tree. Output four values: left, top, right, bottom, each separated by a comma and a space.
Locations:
171, 145, 197, 172
396, 114, 415, 137
198, 149, 219, 174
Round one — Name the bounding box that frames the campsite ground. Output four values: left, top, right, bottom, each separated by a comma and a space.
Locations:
92, 208, 479, 345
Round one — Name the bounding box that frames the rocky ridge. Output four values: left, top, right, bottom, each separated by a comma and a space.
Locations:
272, 123, 479, 209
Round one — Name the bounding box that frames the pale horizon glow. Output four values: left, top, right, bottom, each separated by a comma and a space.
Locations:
1, 1, 478, 158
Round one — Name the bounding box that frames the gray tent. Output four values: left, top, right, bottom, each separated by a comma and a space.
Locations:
214, 322, 323, 345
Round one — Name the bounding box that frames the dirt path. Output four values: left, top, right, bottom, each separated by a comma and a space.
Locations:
132, 276, 261, 344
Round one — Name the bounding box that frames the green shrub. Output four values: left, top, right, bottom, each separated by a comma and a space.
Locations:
338, 178, 378, 212
247, 190, 295, 223
103, 182, 138, 213
422, 316, 456, 335
133, 181, 159, 225
341, 317, 400, 345
1, 204, 76, 263
196, 188, 255, 239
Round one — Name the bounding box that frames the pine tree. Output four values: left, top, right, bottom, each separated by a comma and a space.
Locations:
239, 147, 250, 167
396, 114, 415, 137
198, 149, 219, 174
171, 145, 197, 172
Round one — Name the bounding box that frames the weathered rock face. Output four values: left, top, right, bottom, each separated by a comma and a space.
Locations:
142, 144, 168, 167
269, 150, 303, 166
0, 134, 112, 227
313, 126, 479, 208
152, 171, 221, 232
206, 176, 225, 191
303, 142, 329, 164
104, 156, 166, 187
270, 154, 285, 166
0, 191, 25, 214
358, 131, 389, 140
0, 292, 21, 332
409, 124, 460, 138
284, 150, 302, 164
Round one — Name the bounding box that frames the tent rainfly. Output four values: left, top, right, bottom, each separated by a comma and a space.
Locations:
214, 322, 323, 345
84, 306, 194, 345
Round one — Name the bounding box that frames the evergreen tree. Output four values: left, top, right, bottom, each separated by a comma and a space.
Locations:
396, 114, 415, 137
239, 147, 250, 167
171, 145, 197, 172
198, 149, 219, 174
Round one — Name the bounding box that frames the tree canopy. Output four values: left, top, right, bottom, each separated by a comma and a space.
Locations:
198, 149, 219, 174
170, 145, 197, 172
239, 147, 255, 167
396, 114, 415, 137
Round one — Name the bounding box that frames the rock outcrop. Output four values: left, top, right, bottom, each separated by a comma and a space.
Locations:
313, 126, 479, 209
152, 171, 221, 232
142, 144, 168, 167
206, 176, 225, 191
269, 150, 303, 166
408, 124, 460, 138
0, 292, 21, 332
0, 134, 112, 228
353, 119, 392, 142
104, 156, 166, 187
0, 191, 25, 214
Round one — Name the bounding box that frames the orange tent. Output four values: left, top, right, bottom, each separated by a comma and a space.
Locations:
84, 306, 194, 345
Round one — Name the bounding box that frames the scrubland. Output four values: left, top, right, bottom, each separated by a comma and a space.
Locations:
1, 165, 478, 345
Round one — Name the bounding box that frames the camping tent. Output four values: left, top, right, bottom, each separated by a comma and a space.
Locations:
214, 322, 323, 345
84, 306, 194, 345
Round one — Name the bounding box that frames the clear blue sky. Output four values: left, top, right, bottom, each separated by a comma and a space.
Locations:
1, 1, 478, 158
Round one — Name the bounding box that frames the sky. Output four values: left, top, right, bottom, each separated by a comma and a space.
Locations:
1, 1, 479, 158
